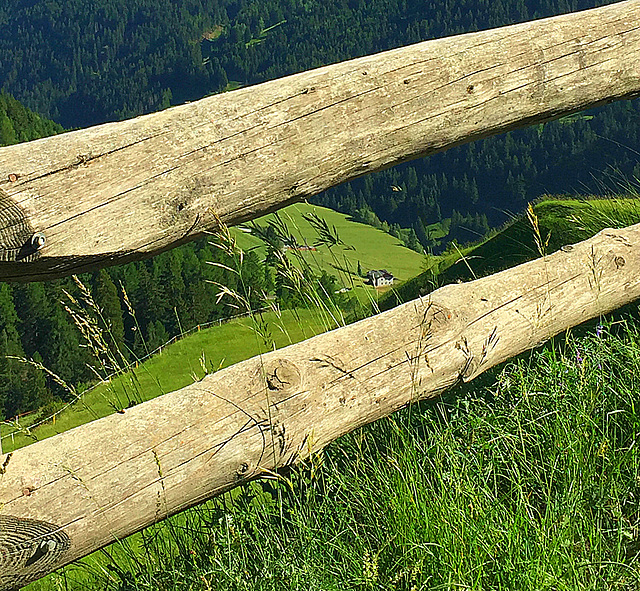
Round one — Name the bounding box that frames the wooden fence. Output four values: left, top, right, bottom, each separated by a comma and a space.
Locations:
2, 1, 640, 588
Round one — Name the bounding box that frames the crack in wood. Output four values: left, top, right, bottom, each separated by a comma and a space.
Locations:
0, 453, 12, 475
12, 132, 168, 187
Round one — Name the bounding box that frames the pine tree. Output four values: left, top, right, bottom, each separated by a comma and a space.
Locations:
13, 282, 51, 358
0, 285, 25, 418
0, 112, 17, 145
93, 269, 127, 360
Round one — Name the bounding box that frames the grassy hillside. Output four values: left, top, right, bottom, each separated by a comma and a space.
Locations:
1, 308, 336, 453
14, 195, 640, 591
1, 202, 425, 450
27, 312, 640, 591
383, 197, 640, 309
232, 201, 427, 284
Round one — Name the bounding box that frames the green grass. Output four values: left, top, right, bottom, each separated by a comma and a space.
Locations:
383, 196, 640, 309
233, 201, 426, 285
30, 313, 640, 590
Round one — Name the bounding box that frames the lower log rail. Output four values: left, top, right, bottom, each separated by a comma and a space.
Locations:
2, 223, 640, 588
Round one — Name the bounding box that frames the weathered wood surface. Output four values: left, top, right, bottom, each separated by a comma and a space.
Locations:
2, 0, 640, 281
2, 222, 640, 588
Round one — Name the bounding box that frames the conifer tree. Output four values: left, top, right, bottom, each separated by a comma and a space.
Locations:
93, 269, 127, 360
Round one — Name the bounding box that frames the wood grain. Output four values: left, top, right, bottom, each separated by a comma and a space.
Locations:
1, 0, 640, 281
2, 222, 640, 588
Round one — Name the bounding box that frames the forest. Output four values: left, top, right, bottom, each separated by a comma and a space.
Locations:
1, 0, 640, 419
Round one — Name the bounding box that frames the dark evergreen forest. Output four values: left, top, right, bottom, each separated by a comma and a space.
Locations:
1, 0, 639, 418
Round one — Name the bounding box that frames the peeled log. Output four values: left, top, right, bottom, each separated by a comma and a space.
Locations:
2, 223, 640, 588
1, 0, 640, 281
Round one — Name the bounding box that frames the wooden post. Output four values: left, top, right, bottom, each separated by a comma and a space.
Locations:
2, 222, 640, 588
1, 0, 640, 282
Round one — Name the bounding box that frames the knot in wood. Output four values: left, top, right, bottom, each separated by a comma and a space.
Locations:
236, 462, 250, 478
264, 359, 301, 394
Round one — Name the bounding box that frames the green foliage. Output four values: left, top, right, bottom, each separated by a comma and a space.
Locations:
0, 92, 63, 146
92, 270, 127, 361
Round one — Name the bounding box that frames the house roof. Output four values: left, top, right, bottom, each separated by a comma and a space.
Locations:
367, 269, 394, 279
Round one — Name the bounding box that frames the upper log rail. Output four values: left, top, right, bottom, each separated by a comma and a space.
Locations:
1, 0, 640, 281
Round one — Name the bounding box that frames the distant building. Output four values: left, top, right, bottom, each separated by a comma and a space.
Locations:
366, 269, 395, 287
282, 243, 317, 252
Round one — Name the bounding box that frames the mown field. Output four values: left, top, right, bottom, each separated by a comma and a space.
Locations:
231, 202, 427, 284
1, 307, 339, 453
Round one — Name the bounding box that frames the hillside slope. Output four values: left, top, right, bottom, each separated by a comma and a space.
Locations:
0, 91, 63, 146
383, 197, 640, 308
232, 202, 426, 284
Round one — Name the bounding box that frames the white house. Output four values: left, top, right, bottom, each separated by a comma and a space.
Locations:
366, 269, 395, 287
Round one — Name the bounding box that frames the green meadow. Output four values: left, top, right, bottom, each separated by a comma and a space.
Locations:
1, 308, 337, 453
232, 201, 427, 284
384, 196, 640, 308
